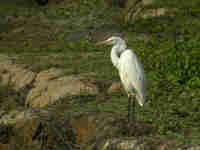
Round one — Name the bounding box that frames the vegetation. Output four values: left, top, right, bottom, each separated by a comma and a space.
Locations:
0, 0, 200, 145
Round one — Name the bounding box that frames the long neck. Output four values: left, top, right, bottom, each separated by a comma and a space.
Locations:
111, 42, 126, 69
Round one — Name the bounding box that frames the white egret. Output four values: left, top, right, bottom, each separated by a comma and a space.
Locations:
96, 36, 146, 124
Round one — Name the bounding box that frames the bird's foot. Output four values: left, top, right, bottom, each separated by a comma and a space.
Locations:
128, 93, 136, 98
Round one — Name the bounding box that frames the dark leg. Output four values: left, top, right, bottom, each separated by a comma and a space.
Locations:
128, 96, 131, 124
128, 96, 131, 136
128, 95, 136, 124
132, 96, 136, 123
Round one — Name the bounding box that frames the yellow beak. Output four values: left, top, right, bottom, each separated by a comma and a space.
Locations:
96, 40, 109, 46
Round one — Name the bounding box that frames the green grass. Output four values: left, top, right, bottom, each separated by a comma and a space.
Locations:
0, 0, 200, 145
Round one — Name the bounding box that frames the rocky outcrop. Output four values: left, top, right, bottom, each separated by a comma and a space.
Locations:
0, 106, 127, 150
0, 108, 76, 150
123, 0, 178, 22
0, 107, 199, 150
140, 8, 178, 19
0, 55, 36, 91
0, 55, 99, 108
26, 68, 98, 108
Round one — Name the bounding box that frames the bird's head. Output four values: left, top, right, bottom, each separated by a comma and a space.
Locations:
96, 36, 124, 46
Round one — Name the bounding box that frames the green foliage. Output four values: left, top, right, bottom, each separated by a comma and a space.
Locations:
165, 44, 200, 89
146, 38, 200, 89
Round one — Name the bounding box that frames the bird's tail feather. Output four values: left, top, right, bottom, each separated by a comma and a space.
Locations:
136, 95, 145, 106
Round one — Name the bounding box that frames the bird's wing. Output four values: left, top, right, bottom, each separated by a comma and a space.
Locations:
119, 49, 146, 106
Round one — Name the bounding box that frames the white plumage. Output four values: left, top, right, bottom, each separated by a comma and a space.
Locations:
119, 49, 146, 106
96, 36, 146, 122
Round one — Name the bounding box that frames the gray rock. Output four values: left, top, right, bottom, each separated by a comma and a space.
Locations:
142, 0, 154, 5
107, 82, 122, 94
0, 55, 99, 108
185, 146, 200, 150
0, 55, 36, 91
100, 138, 146, 150
26, 68, 99, 108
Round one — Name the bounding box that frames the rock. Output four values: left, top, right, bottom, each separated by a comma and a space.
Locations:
107, 82, 122, 94
0, 55, 98, 108
0, 108, 153, 150
136, 8, 178, 19
0, 107, 126, 150
70, 112, 122, 146
98, 136, 188, 150
0, 107, 198, 150
9, 66, 36, 91
26, 68, 99, 108
186, 146, 200, 150
0, 55, 36, 91
142, 0, 154, 5
123, 0, 178, 22
100, 138, 146, 150
141, 8, 167, 19
0, 110, 22, 125
0, 72, 10, 87
123, 0, 144, 23
0, 108, 76, 150
158, 139, 183, 150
